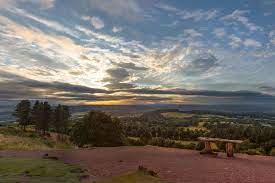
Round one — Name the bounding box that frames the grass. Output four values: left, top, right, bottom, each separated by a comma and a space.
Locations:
161, 112, 194, 118
0, 126, 73, 150
99, 170, 166, 183
174, 140, 198, 146
0, 157, 87, 183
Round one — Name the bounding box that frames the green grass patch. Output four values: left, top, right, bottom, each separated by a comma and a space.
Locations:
99, 170, 166, 183
0, 157, 87, 183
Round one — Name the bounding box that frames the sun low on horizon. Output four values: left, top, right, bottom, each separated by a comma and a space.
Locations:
0, 0, 275, 106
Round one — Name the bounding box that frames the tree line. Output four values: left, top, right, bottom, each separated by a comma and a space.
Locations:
13, 100, 70, 135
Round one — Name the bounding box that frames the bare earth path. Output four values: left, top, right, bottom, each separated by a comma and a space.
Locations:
1, 146, 275, 183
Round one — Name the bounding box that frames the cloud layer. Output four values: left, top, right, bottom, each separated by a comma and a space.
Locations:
0, 0, 275, 105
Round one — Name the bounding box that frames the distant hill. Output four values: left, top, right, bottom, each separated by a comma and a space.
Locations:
1, 103, 275, 122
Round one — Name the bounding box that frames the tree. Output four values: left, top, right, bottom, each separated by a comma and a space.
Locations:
13, 100, 31, 131
31, 101, 51, 135
31, 100, 42, 132
53, 104, 70, 134
70, 111, 125, 147
140, 128, 152, 144
41, 102, 51, 135
261, 141, 273, 155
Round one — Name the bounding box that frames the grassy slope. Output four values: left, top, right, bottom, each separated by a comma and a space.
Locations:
0, 126, 73, 150
99, 171, 166, 183
0, 157, 87, 183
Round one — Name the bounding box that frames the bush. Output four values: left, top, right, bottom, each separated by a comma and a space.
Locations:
239, 140, 259, 151
271, 149, 275, 156
140, 130, 152, 145
195, 141, 205, 151
127, 137, 144, 146
70, 111, 125, 147
245, 149, 261, 155
217, 142, 226, 152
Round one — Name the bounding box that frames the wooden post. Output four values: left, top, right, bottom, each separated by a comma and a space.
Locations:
204, 142, 211, 152
200, 141, 213, 154
226, 143, 234, 157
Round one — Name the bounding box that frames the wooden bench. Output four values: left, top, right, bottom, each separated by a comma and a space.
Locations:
198, 137, 243, 157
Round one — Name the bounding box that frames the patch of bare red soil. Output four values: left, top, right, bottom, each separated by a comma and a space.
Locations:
1, 146, 275, 183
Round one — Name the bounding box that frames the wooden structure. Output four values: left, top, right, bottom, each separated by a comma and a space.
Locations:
198, 137, 243, 157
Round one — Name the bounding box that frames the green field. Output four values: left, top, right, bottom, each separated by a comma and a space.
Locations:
99, 171, 166, 183
0, 157, 87, 183
161, 112, 194, 118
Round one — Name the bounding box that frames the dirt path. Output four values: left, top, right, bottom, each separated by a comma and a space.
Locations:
1, 146, 275, 183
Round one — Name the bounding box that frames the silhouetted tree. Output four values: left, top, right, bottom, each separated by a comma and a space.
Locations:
13, 100, 31, 131
53, 104, 70, 135
31, 101, 51, 135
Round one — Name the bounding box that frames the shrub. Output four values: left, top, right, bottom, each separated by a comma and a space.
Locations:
271, 149, 275, 156
245, 149, 261, 155
195, 141, 205, 151
150, 137, 165, 147
127, 137, 144, 146
70, 111, 125, 147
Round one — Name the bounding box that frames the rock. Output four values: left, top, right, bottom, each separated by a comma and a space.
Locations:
42, 153, 58, 160
138, 165, 158, 177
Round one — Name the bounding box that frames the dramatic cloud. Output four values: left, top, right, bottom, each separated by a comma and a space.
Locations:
116, 62, 148, 71
180, 9, 218, 21
87, 0, 143, 20
182, 54, 219, 76
243, 39, 262, 48
0, 71, 108, 101
90, 16, 105, 29
228, 35, 262, 48
259, 86, 275, 94
0, 1, 274, 105
213, 28, 226, 38
269, 30, 275, 45
183, 29, 202, 38
102, 68, 135, 89
228, 34, 242, 48
156, 3, 218, 21
221, 10, 262, 32
105, 68, 130, 81
0, 0, 55, 9
125, 88, 274, 98
82, 16, 105, 29
112, 26, 123, 33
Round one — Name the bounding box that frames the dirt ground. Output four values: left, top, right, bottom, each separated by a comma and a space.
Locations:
1, 146, 275, 183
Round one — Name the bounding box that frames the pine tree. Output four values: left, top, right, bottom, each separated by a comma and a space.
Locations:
31, 100, 42, 132
13, 100, 31, 131
31, 101, 52, 135
53, 104, 70, 139
41, 102, 51, 135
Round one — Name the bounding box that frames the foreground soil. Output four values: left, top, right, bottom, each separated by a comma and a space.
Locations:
1, 146, 275, 183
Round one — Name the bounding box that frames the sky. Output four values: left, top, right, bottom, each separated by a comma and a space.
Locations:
0, 0, 275, 105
